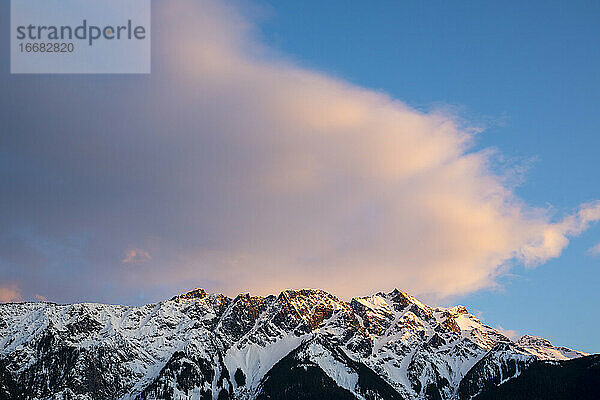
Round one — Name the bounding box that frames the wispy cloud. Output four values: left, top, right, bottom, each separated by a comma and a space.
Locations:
0, 284, 22, 303
34, 294, 47, 302
121, 248, 151, 264
587, 242, 600, 256
520, 201, 600, 265
496, 325, 520, 340
0, 0, 598, 302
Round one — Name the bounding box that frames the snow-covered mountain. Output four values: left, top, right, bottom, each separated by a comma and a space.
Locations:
0, 288, 589, 400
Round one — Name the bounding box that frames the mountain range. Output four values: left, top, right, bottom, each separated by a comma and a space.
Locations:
0, 288, 597, 399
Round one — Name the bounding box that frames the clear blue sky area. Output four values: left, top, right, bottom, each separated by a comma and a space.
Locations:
248, 0, 600, 353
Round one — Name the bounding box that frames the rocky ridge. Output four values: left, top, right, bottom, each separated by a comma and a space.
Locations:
0, 288, 589, 399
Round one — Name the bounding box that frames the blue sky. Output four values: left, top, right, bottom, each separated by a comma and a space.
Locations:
247, 0, 600, 352
1, 0, 599, 353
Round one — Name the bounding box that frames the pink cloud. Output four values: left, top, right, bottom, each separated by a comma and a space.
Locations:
496, 325, 520, 340
121, 248, 152, 265
121, 0, 600, 299
0, 284, 23, 303
3, 0, 599, 303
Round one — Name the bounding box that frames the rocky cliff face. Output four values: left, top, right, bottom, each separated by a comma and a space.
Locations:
0, 288, 589, 400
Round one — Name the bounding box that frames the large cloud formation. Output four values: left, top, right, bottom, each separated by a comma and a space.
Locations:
1, 0, 599, 303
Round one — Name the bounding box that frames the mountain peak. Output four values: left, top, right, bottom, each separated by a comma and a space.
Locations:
517, 334, 552, 347
449, 305, 469, 315
171, 287, 208, 301
516, 334, 588, 361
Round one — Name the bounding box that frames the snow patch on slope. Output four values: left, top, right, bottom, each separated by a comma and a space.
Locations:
224, 333, 310, 390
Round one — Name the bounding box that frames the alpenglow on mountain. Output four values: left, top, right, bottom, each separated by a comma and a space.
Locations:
0, 288, 596, 400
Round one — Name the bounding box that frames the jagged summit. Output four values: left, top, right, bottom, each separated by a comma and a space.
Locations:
171, 287, 208, 300
0, 287, 590, 400
517, 334, 553, 347
516, 334, 588, 360
171, 287, 424, 308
